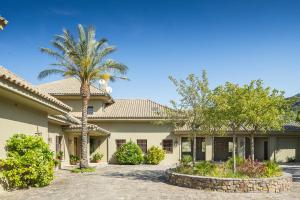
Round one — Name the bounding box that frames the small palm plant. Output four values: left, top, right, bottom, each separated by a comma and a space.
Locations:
38, 24, 128, 168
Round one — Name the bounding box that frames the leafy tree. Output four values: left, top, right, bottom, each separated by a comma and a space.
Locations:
241, 80, 294, 160
38, 24, 128, 168
164, 70, 222, 165
212, 82, 245, 172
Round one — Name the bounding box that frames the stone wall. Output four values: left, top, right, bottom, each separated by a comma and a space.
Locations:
166, 170, 292, 193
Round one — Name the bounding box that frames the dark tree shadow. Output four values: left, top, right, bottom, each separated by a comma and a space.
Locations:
102, 169, 167, 183
282, 165, 300, 182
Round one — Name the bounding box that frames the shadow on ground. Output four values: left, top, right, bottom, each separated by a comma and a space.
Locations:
102, 169, 167, 183
282, 166, 300, 182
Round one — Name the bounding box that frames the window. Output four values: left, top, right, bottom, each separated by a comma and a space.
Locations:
137, 139, 147, 153
116, 139, 126, 150
87, 106, 94, 115
163, 139, 173, 153
181, 137, 191, 153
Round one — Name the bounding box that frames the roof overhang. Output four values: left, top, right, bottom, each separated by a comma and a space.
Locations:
0, 80, 71, 115
62, 124, 111, 136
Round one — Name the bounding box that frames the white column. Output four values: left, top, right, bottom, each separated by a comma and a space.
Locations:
205, 136, 213, 161
237, 136, 246, 158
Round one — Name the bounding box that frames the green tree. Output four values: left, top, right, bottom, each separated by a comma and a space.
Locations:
212, 82, 245, 172
38, 24, 128, 168
164, 70, 222, 165
241, 80, 294, 160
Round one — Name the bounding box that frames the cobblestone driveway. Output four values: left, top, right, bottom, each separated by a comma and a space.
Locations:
0, 165, 300, 200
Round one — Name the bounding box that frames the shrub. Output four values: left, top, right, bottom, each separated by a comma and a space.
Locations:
0, 134, 54, 189
56, 151, 64, 160
237, 158, 266, 178
194, 161, 216, 176
226, 156, 245, 169
144, 146, 165, 165
71, 167, 95, 173
264, 161, 282, 177
180, 155, 192, 167
92, 153, 104, 162
115, 141, 144, 165
69, 155, 80, 165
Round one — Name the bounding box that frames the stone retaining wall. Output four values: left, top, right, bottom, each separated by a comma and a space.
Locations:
166, 170, 292, 193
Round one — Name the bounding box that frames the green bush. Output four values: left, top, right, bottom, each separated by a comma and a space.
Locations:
92, 153, 104, 162
69, 155, 80, 165
264, 161, 282, 177
226, 156, 245, 169
144, 146, 165, 165
115, 141, 144, 165
194, 161, 216, 176
0, 134, 54, 189
180, 155, 192, 167
71, 167, 95, 173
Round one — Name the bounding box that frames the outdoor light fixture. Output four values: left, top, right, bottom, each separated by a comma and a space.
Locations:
0, 16, 8, 30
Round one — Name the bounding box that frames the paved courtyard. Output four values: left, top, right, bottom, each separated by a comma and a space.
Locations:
0, 165, 300, 200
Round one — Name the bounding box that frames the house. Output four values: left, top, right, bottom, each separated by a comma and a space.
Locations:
0, 66, 300, 166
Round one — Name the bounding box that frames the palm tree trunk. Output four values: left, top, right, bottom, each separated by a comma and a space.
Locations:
80, 82, 90, 168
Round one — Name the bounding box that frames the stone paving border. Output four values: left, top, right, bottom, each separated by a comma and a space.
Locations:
166, 169, 293, 193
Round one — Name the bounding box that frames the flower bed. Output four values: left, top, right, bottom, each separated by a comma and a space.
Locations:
166, 169, 292, 193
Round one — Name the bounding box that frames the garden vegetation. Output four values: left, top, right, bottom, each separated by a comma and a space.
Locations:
0, 134, 54, 189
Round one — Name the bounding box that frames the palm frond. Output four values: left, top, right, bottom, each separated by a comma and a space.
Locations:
38, 69, 65, 80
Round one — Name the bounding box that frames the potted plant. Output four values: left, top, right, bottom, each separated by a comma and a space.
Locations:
92, 153, 104, 163
69, 155, 80, 165
53, 159, 61, 171
56, 151, 64, 160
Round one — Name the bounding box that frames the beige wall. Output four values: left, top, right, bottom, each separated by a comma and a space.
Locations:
276, 137, 300, 162
60, 99, 104, 114
95, 121, 180, 165
48, 123, 70, 164
0, 96, 48, 158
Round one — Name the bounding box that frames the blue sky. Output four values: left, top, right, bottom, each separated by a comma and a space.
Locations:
1, 0, 300, 105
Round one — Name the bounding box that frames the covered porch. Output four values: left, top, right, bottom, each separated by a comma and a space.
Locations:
178, 135, 278, 162
63, 124, 110, 165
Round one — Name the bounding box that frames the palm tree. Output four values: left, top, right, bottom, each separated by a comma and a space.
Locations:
38, 24, 128, 168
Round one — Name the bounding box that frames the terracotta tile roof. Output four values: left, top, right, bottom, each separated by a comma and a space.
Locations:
72, 99, 167, 119
37, 78, 108, 96
63, 123, 111, 135
0, 66, 72, 112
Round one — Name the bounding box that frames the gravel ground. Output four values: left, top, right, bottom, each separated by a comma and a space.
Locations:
0, 165, 299, 200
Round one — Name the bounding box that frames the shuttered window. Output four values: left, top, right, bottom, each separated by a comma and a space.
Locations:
137, 139, 147, 153
116, 139, 126, 150
163, 139, 173, 153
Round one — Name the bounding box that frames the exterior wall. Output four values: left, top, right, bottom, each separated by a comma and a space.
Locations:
48, 123, 70, 165
254, 137, 268, 161
96, 121, 180, 165
60, 99, 104, 114
0, 96, 48, 158
276, 137, 300, 162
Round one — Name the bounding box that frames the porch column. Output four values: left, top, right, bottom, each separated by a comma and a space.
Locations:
87, 134, 90, 164
237, 136, 245, 158
269, 136, 277, 161
205, 136, 213, 161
